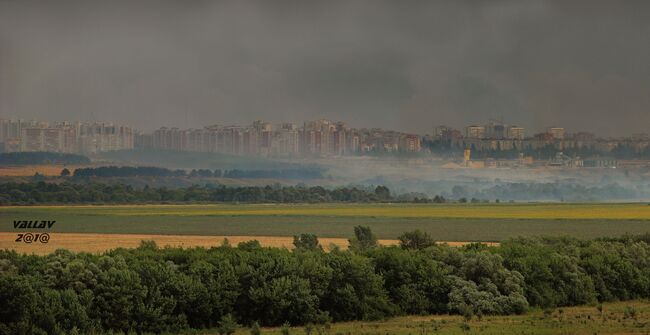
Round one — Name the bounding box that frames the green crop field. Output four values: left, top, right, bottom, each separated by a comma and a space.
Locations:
2, 203, 650, 241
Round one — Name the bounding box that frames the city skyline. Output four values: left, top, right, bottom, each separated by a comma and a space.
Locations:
0, 116, 638, 140
0, 111, 642, 138
3, 117, 650, 162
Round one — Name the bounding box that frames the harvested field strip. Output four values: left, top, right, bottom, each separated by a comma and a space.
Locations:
0, 232, 500, 255
0, 165, 85, 176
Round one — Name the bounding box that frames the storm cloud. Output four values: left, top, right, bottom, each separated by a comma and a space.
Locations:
1, 0, 649, 136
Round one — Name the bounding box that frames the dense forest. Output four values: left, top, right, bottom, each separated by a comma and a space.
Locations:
3, 180, 647, 204
0, 152, 90, 165
72, 166, 325, 180
73, 166, 186, 178
1, 230, 649, 334
0, 182, 440, 205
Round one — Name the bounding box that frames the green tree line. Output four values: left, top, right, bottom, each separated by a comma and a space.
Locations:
1, 230, 649, 334
0, 182, 435, 205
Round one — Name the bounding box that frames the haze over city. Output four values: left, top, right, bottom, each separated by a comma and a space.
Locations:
2, 3, 650, 334
2, 0, 650, 135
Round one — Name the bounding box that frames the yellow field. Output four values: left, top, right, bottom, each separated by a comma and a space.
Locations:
0, 232, 501, 255
0, 165, 84, 176
0, 232, 389, 254
26, 202, 650, 220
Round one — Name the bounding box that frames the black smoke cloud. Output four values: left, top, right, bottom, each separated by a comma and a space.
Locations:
1, 0, 649, 136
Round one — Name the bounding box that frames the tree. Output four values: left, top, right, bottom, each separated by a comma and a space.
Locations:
348, 226, 378, 252
293, 234, 322, 252
397, 230, 435, 250
374, 186, 390, 200
61, 168, 71, 177
238, 240, 262, 251
218, 314, 238, 335
433, 195, 446, 203
0, 274, 37, 335
32, 172, 46, 182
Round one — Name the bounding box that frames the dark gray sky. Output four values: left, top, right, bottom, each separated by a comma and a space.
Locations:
1, 0, 649, 136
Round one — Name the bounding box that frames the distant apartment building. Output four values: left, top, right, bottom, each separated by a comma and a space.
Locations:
433, 125, 462, 141
464, 126, 485, 139
507, 126, 525, 140
547, 127, 566, 140
400, 134, 422, 152
1, 119, 38, 152
71, 122, 134, 153
1, 119, 135, 154
20, 128, 47, 152
271, 126, 300, 157
0, 119, 27, 141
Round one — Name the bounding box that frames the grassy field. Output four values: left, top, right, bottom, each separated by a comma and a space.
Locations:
217, 300, 650, 335
1, 203, 649, 242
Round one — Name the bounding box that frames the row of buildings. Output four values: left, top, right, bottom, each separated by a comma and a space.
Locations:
432, 121, 650, 155
143, 120, 422, 157
0, 118, 422, 157
437, 121, 565, 141
3, 117, 649, 161
0, 119, 135, 154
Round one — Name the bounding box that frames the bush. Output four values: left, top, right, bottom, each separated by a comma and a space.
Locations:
250, 321, 261, 335
280, 322, 291, 335
218, 314, 238, 335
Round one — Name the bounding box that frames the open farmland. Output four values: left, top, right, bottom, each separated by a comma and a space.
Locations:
0, 232, 401, 254
1, 203, 649, 243
0, 165, 84, 176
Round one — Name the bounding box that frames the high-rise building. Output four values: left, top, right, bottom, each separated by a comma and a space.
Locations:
20, 128, 46, 152
465, 126, 485, 139
399, 134, 421, 152
507, 126, 525, 140
76, 122, 134, 153
547, 127, 566, 140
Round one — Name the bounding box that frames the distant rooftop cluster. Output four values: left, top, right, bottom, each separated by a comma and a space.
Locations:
145, 119, 421, 157
0, 118, 422, 157
1, 118, 649, 160
430, 121, 649, 155
0, 119, 134, 154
